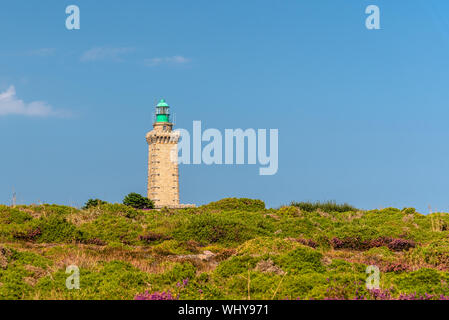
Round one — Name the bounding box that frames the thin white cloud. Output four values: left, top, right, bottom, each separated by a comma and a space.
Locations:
0, 86, 66, 117
27, 48, 56, 57
144, 55, 191, 67
80, 47, 135, 62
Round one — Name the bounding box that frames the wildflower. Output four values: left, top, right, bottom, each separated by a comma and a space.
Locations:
134, 291, 178, 300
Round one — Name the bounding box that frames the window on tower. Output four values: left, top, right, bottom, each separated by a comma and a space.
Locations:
157, 107, 168, 114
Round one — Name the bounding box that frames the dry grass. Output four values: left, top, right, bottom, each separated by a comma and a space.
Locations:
4, 241, 220, 277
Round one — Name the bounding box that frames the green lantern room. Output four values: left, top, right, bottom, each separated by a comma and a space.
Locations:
155, 99, 170, 123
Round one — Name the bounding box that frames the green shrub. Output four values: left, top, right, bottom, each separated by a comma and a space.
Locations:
0, 248, 52, 299
10, 249, 52, 268
35, 217, 83, 243
151, 262, 197, 286
35, 204, 79, 217
0, 206, 33, 224
151, 240, 194, 255
402, 208, 417, 215
79, 213, 142, 244
277, 206, 301, 217
237, 237, 301, 256
291, 201, 357, 213
35, 261, 150, 300
280, 273, 329, 299
101, 203, 141, 219
82, 199, 108, 210
172, 212, 271, 244
0, 267, 34, 299
202, 198, 265, 211
326, 259, 354, 273
274, 247, 325, 274
392, 268, 449, 295
215, 255, 259, 278
123, 193, 154, 210
418, 242, 449, 267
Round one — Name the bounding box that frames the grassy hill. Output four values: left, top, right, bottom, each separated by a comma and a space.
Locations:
1, 198, 449, 300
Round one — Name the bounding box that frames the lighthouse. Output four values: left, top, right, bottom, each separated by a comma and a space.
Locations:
146, 99, 180, 208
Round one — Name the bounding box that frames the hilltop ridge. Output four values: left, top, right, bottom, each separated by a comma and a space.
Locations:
1, 198, 449, 300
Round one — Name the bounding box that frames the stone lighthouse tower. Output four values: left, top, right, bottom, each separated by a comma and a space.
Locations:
146, 99, 180, 208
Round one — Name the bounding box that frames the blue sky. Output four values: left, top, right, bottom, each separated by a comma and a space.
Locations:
1, 0, 449, 212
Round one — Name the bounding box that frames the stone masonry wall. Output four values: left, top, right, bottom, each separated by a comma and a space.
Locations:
146, 124, 180, 208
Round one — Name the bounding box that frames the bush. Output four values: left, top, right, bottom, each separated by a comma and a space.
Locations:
294, 238, 318, 249
151, 240, 196, 255
282, 273, 329, 299
12, 227, 42, 242
82, 199, 108, 210
36, 217, 83, 243
291, 201, 357, 213
274, 247, 325, 274
387, 238, 416, 251
277, 206, 301, 217
101, 203, 141, 219
392, 268, 449, 295
0, 248, 52, 299
330, 237, 415, 252
215, 255, 259, 278
384, 262, 411, 273
202, 198, 265, 211
123, 193, 154, 210
151, 262, 196, 285
0, 206, 33, 224
139, 231, 172, 243
35, 261, 150, 300
330, 237, 369, 250
173, 212, 272, 245
32, 204, 78, 217
79, 214, 142, 244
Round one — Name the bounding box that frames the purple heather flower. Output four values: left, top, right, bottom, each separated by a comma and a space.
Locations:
134, 291, 178, 301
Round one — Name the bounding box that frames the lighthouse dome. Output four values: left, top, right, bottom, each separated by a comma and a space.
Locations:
157, 99, 169, 107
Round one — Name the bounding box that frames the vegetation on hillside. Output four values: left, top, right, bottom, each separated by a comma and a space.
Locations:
1, 198, 449, 300
122, 193, 154, 210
